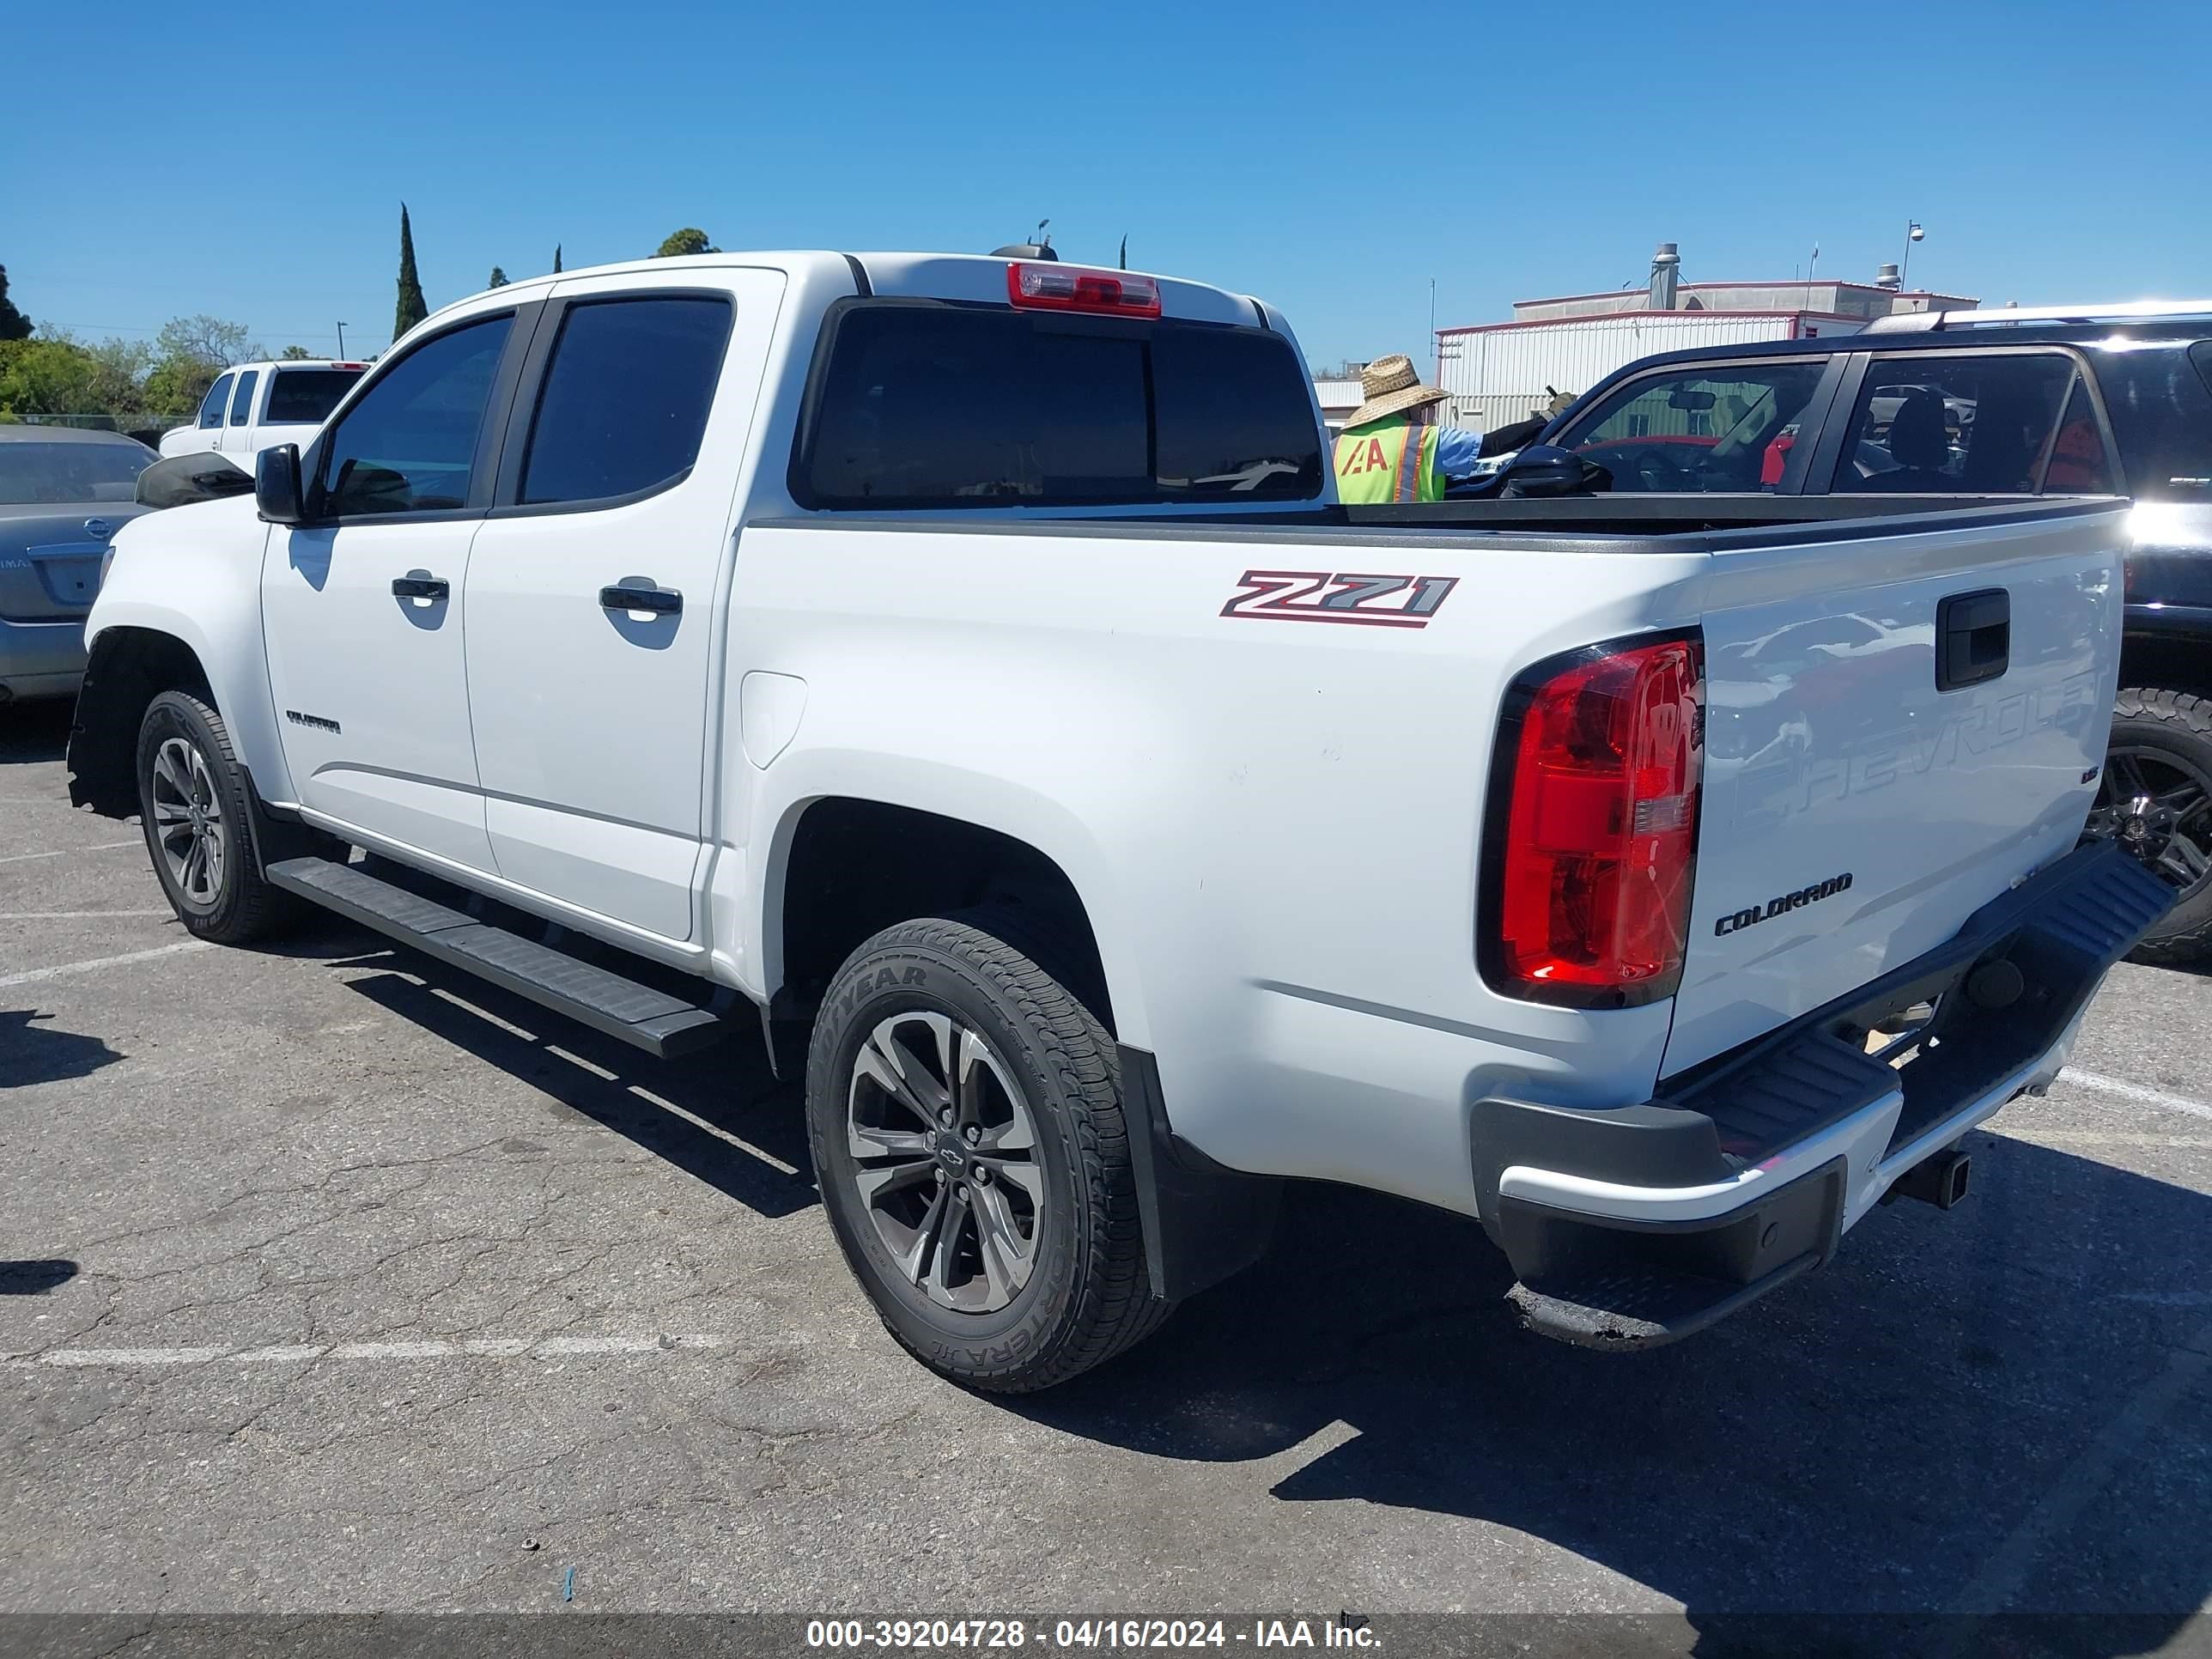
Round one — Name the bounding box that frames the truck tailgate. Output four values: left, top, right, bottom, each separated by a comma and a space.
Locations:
1662, 502, 2126, 1075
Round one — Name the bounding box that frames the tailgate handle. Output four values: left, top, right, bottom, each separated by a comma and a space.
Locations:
1936, 587, 2009, 692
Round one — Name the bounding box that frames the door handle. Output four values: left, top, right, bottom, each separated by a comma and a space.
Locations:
391, 575, 449, 601
1936, 587, 2008, 691
599, 583, 682, 616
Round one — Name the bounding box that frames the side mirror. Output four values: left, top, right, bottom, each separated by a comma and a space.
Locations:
255, 443, 306, 524
1494, 444, 1595, 498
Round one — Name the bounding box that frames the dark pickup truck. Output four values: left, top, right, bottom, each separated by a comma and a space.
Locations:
1533, 302, 2212, 960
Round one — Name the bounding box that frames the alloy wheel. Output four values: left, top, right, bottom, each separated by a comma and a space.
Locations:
149, 736, 227, 905
2086, 745, 2212, 895
846, 1010, 1044, 1314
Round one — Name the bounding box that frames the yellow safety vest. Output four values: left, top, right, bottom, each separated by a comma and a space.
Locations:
1334, 416, 1443, 504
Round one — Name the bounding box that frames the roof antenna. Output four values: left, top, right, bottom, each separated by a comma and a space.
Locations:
990, 217, 1059, 261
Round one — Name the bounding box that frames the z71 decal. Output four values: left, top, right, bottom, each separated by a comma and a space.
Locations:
1221, 570, 1459, 629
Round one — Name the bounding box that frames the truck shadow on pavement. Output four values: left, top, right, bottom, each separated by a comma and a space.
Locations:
0, 700, 72, 765
1018, 1140, 2212, 1656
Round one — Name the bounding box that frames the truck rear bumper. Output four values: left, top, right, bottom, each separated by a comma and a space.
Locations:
1469, 841, 2173, 1348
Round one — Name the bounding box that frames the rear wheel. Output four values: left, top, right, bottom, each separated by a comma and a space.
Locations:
135, 690, 305, 945
2087, 688, 2212, 963
805, 914, 1167, 1392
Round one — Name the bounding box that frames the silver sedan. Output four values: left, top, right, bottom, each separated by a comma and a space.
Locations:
0, 426, 155, 704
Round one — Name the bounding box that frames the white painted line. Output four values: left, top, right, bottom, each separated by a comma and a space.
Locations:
2059, 1067, 2212, 1123
6, 1333, 735, 1369
0, 910, 174, 921
0, 939, 210, 988
0, 839, 141, 866
1948, 1316, 2212, 1621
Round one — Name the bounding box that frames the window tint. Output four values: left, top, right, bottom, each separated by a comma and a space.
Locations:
2091, 342, 2212, 499
1555, 362, 1827, 492
2042, 376, 2115, 494
797, 305, 1323, 508
228, 369, 258, 426
198, 374, 234, 429
519, 296, 730, 505
265, 368, 365, 425
0, 441, 154, 505
319, 314, 514, 516
1838, 353, 2074, 494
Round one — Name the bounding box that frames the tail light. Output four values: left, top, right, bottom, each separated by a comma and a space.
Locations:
1007, 263, 1162, 318
1482, 635, 1703, 1007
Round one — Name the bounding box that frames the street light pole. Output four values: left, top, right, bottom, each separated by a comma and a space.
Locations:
1900, 221, 1924, 291
336, 321, 349, 358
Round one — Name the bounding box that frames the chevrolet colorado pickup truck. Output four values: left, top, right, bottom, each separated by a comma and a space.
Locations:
67, 251, 2171, 1389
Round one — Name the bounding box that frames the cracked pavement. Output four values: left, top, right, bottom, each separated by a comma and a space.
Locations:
3, 701, 2211, 1643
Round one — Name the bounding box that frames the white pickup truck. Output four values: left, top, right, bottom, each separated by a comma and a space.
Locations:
156, 360, 368, 464
69, 251, 2170, 1389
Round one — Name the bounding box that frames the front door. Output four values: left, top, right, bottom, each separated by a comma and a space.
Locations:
216, 368, 259, 455
262, 308, 525, 872
463, 272, 781, 941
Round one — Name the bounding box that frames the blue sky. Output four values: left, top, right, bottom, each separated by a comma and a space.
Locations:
10, 0, 2210, 367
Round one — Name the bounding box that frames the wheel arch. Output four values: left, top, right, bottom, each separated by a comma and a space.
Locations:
760, 787, 1146, 1048
2120, 630, 2212, 703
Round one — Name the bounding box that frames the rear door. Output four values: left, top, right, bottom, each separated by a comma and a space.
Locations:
461, 270, 783, 943
1662, 501, 2125, 1073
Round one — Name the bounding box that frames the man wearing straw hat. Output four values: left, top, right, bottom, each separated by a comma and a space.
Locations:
1332, 354, 1486, 504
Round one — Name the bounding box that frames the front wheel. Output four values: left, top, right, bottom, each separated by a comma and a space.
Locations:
805, 915, 1168, 1392
135, 690, 304, 945
2087, 688, 2212, 963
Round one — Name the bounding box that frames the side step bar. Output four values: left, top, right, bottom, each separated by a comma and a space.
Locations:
266, 857, 726, 1060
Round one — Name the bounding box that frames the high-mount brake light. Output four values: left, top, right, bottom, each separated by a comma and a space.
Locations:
1483, 635, 1704, 1008
1006, 263, 1162, 319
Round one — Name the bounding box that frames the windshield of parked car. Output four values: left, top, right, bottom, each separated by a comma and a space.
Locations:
264, 368, 366, 426
0, 440, 155, 504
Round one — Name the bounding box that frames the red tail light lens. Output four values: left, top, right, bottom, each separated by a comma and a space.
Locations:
1486, 635, 1703, 1006
1007, 262, 1163, 318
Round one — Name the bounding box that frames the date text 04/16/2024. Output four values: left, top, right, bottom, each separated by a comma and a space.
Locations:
803, 1617, 1378, 1649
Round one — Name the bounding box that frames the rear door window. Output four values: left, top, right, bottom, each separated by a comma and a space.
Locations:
265, 368, 365, 425
794, 304, 1322, 508
1836, 353, 2075, 493
228, 369, 259, 426
2042, 375, 2115, 493
2089, 340, 2212, 499
198, 373, 234, 429
1552, 362, 1828, 492
518, 295, 731, 505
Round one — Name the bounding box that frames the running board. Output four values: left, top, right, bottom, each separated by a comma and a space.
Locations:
265, 857, 726, 1059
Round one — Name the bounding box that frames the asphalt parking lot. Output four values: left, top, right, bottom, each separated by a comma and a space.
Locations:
3, 699, 2210, 1654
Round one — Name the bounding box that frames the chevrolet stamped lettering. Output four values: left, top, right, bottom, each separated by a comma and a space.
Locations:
1715, 872, 1854, 936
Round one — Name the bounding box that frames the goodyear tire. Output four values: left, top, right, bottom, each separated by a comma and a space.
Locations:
135, 690, 305, 945
805, 912, 1168, 1392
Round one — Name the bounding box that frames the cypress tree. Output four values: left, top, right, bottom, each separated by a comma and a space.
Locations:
552, 244, 562, 274
393, 204, 428, 340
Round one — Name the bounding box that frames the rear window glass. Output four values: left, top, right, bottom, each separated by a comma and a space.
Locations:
795, 304, 1323, 508
2092, 342, 2212, 499
265, 368, 365, 425
520, 295, 731, 505
0, 441, 155, 504
1837, 353, 2075, 494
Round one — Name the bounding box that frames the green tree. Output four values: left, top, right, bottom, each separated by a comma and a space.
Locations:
394, 204, 428, 340
281, 344, 313, 360
155, 314, 253, 368
487, 266, 509, 289
0, 266, 29, 343
0, 333, 150, 422
552, 244, 562, 273
653, 228, 715, 258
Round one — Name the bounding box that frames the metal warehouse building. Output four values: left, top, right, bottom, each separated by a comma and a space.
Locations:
1435, 243, 1977, 431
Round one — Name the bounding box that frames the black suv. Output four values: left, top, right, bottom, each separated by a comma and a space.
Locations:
1540, 306, 2212, 960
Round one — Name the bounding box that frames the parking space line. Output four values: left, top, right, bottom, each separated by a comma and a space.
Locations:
7, 1334, 735, 1369
0, 839, 142, 866
0, 940, 210, 988
0, 910, 174, 921
2059, 1067, 2212, 1123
